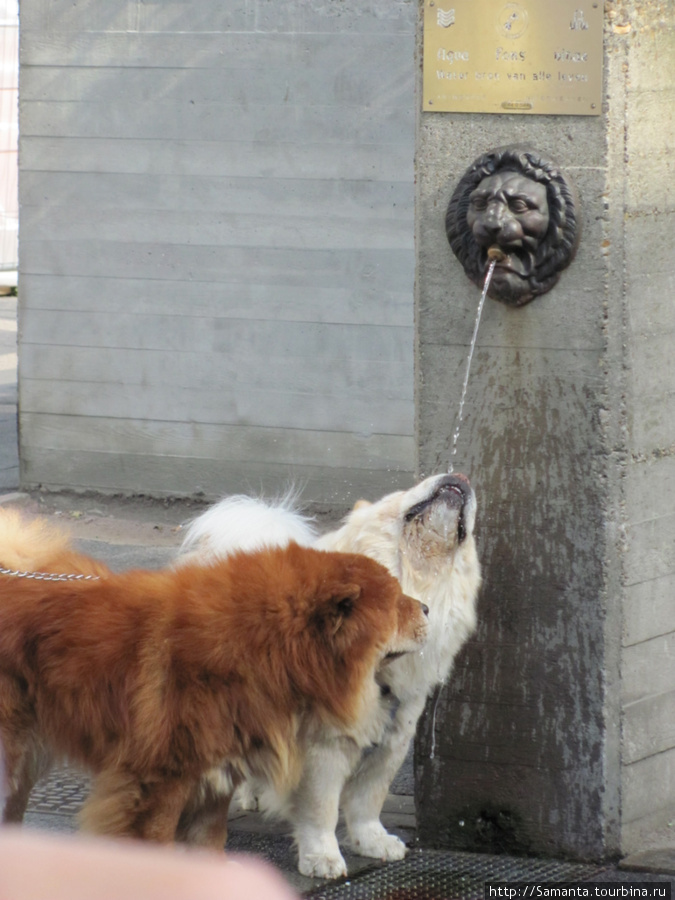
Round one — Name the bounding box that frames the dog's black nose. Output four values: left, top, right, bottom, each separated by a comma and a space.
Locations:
421, 603, 429, 617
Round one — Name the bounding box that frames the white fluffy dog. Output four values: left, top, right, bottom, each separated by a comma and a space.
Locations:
178, 474, 481, 878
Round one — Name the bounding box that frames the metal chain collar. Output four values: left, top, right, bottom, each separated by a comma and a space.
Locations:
0, 564, 101, 582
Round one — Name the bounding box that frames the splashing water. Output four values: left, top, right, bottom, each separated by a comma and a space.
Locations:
448, 256, 499, 473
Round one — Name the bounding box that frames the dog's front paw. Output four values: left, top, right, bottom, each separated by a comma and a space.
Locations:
298, 849, 348, 880
296, 833, 347, 879
348, 822, 408, 861
233, 781, 258, 811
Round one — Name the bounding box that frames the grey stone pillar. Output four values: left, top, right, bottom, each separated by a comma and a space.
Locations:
415, 3, 675, 860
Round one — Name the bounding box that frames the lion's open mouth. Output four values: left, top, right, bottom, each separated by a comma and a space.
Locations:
481, 246, 534, 278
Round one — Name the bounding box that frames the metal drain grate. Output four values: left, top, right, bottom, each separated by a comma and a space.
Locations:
303, 849, 604, 900
25, 770, 611, 900
26, 766, 89, 815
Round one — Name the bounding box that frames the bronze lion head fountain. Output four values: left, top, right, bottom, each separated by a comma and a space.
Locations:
446, 146, 580, 307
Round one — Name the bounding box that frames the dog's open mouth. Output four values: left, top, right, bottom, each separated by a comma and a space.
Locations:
403, 475, 471, 542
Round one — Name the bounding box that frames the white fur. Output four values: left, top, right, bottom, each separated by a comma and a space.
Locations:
179, 475, 481, 878
178, 493, 317, 564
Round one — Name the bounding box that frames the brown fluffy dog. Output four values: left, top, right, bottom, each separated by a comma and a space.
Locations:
0, 510, 428, 846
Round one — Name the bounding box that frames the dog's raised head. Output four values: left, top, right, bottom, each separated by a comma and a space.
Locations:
315, 473, 478, 592
399, 473, 476, 568
314, 475, 480, 685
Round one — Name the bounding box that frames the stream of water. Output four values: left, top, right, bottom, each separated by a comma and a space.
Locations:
430, 259, 497, 761
447, 257, 497, 474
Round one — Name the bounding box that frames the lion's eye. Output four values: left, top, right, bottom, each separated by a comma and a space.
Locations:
470, 196, 487, 210
509, 199, 530, 213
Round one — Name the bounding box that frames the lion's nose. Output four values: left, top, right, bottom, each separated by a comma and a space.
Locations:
484, 202, 505, 232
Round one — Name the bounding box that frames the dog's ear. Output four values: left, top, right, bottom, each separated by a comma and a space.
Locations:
352, 499, 371, 511
327, 583, 361, 635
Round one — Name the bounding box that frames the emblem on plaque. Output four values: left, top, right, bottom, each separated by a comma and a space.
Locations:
570, 9, 589, 30
497, 3, 528, 38
437, 8, 456, 27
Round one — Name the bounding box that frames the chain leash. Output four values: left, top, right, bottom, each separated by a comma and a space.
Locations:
0, 565, 101, 582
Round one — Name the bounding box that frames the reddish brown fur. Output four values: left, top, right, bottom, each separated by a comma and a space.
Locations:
0, 512, 427, 845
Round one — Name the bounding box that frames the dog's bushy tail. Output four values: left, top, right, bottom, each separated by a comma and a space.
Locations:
177, 493, 318, 565
0, 509, 75, 571
0, 508, 110, 577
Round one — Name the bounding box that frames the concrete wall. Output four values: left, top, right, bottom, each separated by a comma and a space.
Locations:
18, 0, 416, 504
619, 3, 675, 855
415, 1, 675, 861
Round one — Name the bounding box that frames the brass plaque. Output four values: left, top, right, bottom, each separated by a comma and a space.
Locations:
423, 1, 603, 115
